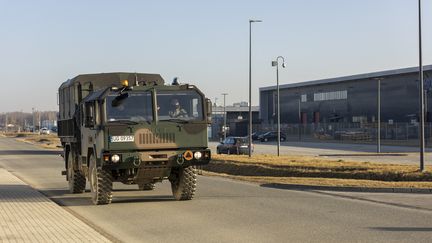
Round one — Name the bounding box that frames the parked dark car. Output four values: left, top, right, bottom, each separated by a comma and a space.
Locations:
216, 136, 253, 155
252, 131, 266, 141
258, 131, 286, 142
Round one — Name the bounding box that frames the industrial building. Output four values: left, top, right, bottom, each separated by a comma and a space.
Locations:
259, 65, 432, 143
260, 65, 432, 125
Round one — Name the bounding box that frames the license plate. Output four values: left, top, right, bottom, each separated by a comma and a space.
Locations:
110, 135, 134, 143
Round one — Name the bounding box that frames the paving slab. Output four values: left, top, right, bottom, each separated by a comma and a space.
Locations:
0, 168, 111, 243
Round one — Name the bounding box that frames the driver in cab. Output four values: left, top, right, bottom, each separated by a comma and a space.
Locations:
169, 99, 188, 118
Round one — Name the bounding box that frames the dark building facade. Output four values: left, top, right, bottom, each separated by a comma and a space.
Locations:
260, 65, 432, 125
210, 105, 259, 140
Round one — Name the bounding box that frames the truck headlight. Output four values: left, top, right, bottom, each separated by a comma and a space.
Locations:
194, 151, 202, 160
111, 154, 120, 163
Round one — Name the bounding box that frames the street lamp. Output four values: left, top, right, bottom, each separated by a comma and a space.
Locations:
222, 93, 228, 140
272, 56, 286, 156
418, 0, 425, 171
248, 19, 262, 157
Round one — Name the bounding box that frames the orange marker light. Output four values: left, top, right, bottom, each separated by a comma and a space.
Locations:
121, 79, 129, 87
184, 150, 193, 161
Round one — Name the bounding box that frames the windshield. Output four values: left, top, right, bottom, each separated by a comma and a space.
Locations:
157, 90, 203, 121
106, 92, 153, 123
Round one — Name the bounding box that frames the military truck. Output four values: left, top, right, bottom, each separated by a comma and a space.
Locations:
58, 73, 212, 205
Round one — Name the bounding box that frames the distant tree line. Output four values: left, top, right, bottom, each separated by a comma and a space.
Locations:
0, 111, 58, 131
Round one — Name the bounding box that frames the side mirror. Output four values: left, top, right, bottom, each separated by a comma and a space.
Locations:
205, 98, 212, 123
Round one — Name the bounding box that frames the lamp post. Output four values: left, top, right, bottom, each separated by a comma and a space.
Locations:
418, 0, 425, 172
248, 19, 262, 157
374, 77, 384, 153
32, 107, 35, 133
222, 93, 228, 140
272, 56, 286, 156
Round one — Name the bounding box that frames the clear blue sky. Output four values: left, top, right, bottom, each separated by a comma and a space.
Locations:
0, 0, 430, 112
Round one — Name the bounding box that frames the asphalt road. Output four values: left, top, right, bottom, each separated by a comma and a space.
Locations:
209, 141, 432, 165
1, 137, 432, 242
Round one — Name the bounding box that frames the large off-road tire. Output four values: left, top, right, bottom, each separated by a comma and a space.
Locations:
170, 166, 197, 201
89, 155, 113, 205
138, 183, 155, 191
67, 152, 86, 194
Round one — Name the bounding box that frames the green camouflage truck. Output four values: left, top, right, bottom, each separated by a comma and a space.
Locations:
58, 73, 212, 205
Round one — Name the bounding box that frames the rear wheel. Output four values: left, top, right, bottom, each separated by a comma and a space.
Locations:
170, 166, 197, 200
89, 154, 113, 205
67, 152, 86, 193
138, 183, 155, 191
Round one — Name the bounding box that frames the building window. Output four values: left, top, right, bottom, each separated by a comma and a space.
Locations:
301, 94, 307, 102
352, 116, 367, 123
314, 90, 347, 101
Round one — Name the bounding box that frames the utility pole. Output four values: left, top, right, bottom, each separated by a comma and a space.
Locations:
374, 78, 384, 153
418, 0, 425, 172
272, 56, 286, 156
4, 114, 7, 133
248, 19, 262, 157
222, 93, 228, 140
298, 98, 301, 141
32, 107, 35, 133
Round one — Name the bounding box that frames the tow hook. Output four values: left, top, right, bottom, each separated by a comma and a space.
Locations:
133, 156, 141, 167
177, 154, 185, 165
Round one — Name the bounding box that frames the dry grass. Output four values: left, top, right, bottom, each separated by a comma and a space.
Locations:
5, 132, 61, 149
204, 171, 432, 188
206, 154, 432, 188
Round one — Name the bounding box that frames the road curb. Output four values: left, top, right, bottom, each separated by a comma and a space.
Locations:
260, 183, 432, 193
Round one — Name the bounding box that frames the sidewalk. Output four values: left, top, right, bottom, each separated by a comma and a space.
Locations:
0, 168, 111, 243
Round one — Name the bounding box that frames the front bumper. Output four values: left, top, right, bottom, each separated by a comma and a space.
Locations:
101, 148, 211, 169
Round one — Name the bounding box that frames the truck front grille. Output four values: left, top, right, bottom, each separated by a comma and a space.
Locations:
137, 132, 176, 145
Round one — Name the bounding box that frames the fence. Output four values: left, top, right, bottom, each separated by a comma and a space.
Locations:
256, 122, 432, 147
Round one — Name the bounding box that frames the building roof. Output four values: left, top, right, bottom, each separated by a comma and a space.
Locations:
213, 106, 259, 113
260, 65, 432, 92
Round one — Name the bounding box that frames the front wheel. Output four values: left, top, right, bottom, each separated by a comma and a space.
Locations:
170, 166, 197, 200
89, 154, 113, 205
67, 152, 86, 194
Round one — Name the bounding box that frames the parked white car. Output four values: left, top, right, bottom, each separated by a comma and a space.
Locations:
39, 128, 50, 135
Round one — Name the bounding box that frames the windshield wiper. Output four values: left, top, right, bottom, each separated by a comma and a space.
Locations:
160, 118, 190, 124
107, 119, 139, 125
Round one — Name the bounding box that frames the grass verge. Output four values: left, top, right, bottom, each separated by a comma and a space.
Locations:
3, 132, 61, 149
205, 154, 432, 188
